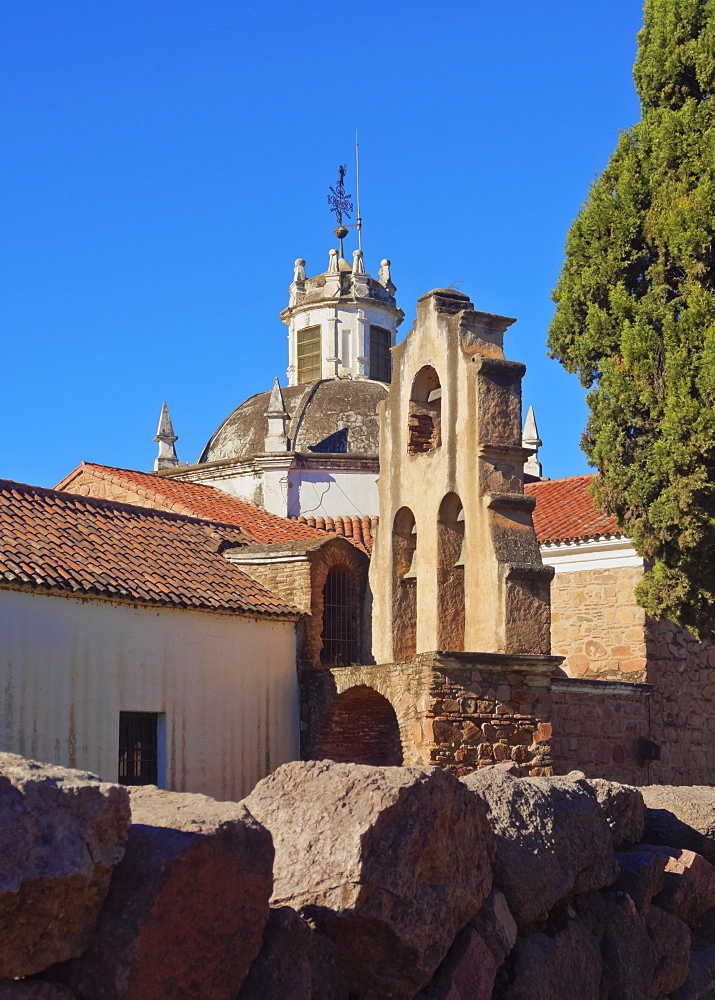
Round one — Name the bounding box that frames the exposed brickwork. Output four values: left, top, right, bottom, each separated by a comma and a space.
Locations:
407, 412, 439, 454
302, 651, 559, 775
426, 657, 554, 776
551, 678, 653, 784
231, 537, 369, 669
311, 686, 403, 765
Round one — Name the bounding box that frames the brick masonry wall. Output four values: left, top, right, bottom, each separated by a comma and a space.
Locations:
302, 652, 557, 776
426, 659, 553, 776
550, 565, 647, 681
551, 678, 652, 785
237, 561, 313, 614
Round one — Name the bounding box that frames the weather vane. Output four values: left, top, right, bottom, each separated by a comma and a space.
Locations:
327, 165, 353, 258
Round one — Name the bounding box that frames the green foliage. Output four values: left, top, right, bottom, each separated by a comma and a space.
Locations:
548, 0, 715, 639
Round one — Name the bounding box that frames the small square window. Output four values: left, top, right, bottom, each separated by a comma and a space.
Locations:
118, 712, 159, 786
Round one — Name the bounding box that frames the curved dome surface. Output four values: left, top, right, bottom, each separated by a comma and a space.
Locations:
198, 378, 388, 464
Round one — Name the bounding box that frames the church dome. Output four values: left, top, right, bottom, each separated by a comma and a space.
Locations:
198, 378, 388, 464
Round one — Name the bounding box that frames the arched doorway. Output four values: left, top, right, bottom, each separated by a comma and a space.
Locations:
313, 686, 403, 766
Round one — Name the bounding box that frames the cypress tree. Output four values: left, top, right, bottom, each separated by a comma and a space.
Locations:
547, 0, 715, 640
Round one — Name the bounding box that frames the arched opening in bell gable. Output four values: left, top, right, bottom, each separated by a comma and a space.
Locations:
312, 686, 403, 766
407, 366, 441, 455
320, 564, 360, 666
437, 493, 465, 651
392, 506, 418, 661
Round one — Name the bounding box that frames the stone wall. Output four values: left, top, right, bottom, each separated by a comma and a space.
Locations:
550, 564, 647, 681
646, 618, 715, 785
8, 752, 715, 1000
302, 651, 560, 777
550, 563, 715, 786
551, 676, 653, 785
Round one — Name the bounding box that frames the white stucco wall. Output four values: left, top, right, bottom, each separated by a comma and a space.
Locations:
288, 469, 379, 519
0, 589, 299, 801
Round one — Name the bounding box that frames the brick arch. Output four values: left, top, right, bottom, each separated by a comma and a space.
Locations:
311, 684, 404, 766
305, 539, 369, 668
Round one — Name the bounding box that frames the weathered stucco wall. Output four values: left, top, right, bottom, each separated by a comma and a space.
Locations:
0, 588, 299, 800
370, 289, 552, 662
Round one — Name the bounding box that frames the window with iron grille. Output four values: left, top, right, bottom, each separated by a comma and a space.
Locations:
370, 326, 392, 382
118, 712, 159, 786
320, 565, 359, 666
297, 325, 322, 383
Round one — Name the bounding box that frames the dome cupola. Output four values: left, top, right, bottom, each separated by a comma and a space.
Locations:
280, 249, 404, 386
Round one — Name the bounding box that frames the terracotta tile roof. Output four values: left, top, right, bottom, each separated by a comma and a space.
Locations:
0, 479, 299, 618
525, 474, 622, 544
56, 463, 326, 545
291, 514, 377, 555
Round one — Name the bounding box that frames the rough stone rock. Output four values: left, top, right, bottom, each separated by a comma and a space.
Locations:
243, 760, 494, 1000
236, 906, 348, 1000
612, 848, 665, 912
639, 845, 715, 926
415, 890, 517, 1000
496, 917, 601, 1000
414, 926, 497, 1000
577, 890, 653, 1000
583, 778, 645, 848
0, 753, 130, 979
642, 786, 715, 863
671, 945, 715, 999
54, 786, 273, 1000
470, 889, 518, 966
644, 904, 692, 996
460, 771, 617, 928
0, 985, 76, 999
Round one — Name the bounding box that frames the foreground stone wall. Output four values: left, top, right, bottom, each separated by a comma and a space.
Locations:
6, 752, 715, 1000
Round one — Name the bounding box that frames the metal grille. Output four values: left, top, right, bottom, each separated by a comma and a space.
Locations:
320, 566, 359, 666
118, 712, 158, 785
297, 325, 322, 383
370, 326, 392, 382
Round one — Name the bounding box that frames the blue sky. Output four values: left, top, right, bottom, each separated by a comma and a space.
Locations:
2, 1, 644, 488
